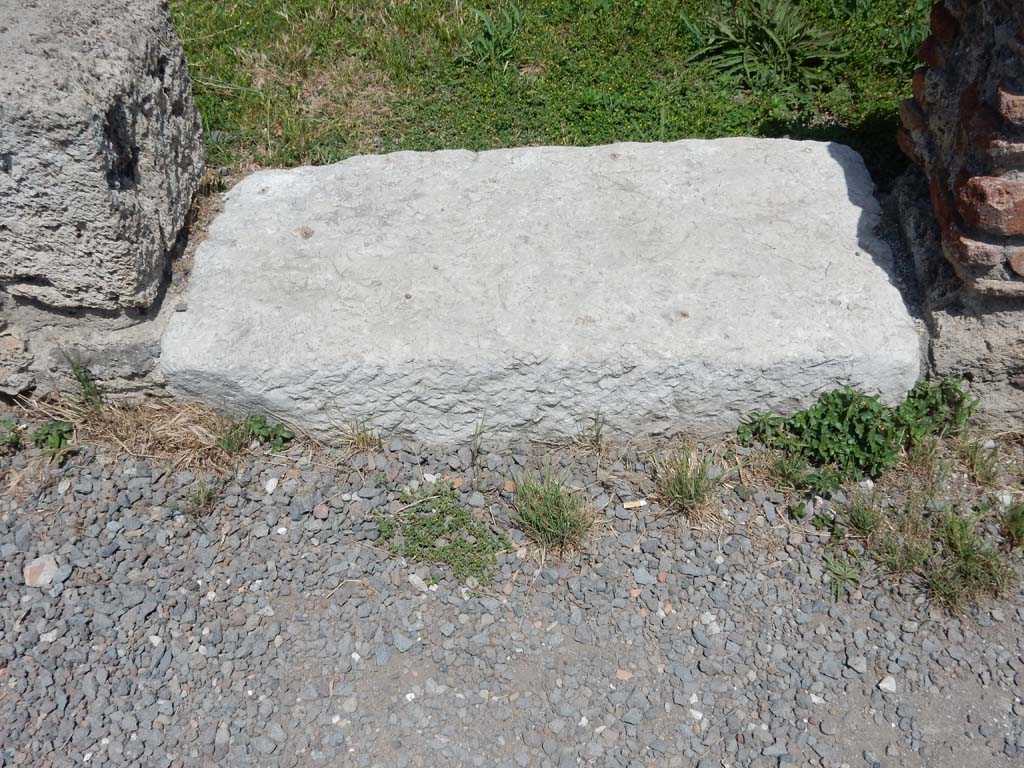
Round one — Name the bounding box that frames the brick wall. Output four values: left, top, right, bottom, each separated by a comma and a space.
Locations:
898, 0, 1024, 298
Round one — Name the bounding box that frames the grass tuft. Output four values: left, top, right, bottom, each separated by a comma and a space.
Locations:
657, 446, 716, 517
63, 351, 103, 411
512, 469, 593, 553
1001, 502, 1024, 550
457, 2, 525, 71
341, 420, 383, 453
923, 509, 1012, 609
470, 416, 487, 467
185, 477, 223, 517
957, 437, 999, 486
217, 418, 248, 455
687, 0, 844, 89
575, 413, 607, 453
844, 491, 881, 536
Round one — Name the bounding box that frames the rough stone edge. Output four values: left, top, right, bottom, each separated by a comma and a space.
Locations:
895, 167, 1024, 428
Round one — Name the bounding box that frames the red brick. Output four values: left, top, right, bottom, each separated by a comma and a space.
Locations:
930, 3, 959, 44
997, 85, 1024, 125
956, 176, 1024, 236
1009, 250, 1024, 277
912, 67, 930, 106
897, 127, 923, 165
941, 223, 1009, 267
917, 36, 944, 68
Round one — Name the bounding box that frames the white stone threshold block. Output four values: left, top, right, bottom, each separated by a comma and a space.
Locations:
161, 139, 922, 443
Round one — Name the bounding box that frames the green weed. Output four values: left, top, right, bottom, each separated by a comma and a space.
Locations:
513, 469, 593, 552
687, 0, 844, 90
823, 552, 861, 601
377, 483, 507, 582
895, 379, 976, 444
738, 380, 976, 488
242, 414, 295, 452
0, 418, 21, 452
217, 414, 294, 454
31, 421, 75, 464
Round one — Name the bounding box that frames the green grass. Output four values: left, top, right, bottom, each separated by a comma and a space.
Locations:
513, 469, 594, 552
844, 491, 881, 536
0, 418, 20, 452
923, 509, 1012, 610
575, 413, 607, 452
828, 495, 1017, 611
1001, 502, 1024, 550
63, 351, 103, 411
377, 482, 508, 582
657, 446, 716, 517
170, 0, 929, 186
957, 437, 999, 486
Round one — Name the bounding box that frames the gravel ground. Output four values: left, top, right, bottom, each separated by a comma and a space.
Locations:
1, 429, 1022, 768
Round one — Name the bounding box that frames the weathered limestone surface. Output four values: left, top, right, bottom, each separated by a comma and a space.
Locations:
0, 0, 203, 310
161, 139, 922, 442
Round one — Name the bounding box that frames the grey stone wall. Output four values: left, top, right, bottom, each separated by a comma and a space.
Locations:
0, 0, 204, 311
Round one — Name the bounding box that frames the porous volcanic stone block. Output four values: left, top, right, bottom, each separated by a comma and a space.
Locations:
161, 139, 922, 443
0, 0, 203, 310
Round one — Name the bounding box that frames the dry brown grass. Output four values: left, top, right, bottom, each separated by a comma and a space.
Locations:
236, 44, 396, 163
300, 59, 394, 147
16, 395, 237, 474
337, 419, 384, 455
